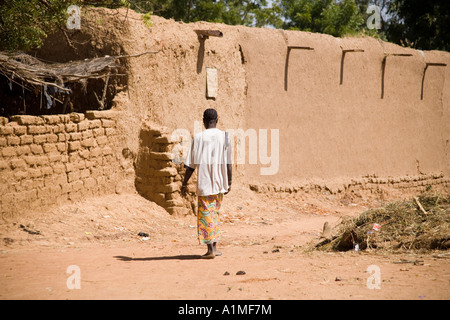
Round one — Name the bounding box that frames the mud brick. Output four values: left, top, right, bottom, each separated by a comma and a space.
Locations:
37, 186, 52, 199
48, 152, 62, 163
105, 128, 115, 136
20, 135, 33, 145
0, 117, 8, 125
68, 152, 81, 163
156, 182, 180, 193
80, 169, 90, 179
70, 132, 82, 141
81, 138, 95, 148
57, 133, 66, 142
101, 119, 115, 128
13, 126, 27, 135
59, 114, 70, 123
79, 149, 90, 159
0, 126, 14, 135
69, 113, 85, 123
88, 119, 101, 129
82, 130, 93, 139
30, 144, 44, 154
11, 115, 44, 126
2, 146, 16, 157
92, 128, 104, 137
68, 170, 81, 182
36, 155, 49, 166
70, 180, 84, 191
96, 135, 108, 146
28, 125, 47, 135
90, 147, 102, 158
68, 141, 81, 152
16, 190, 31, 203
154, 167, 178, 177
32, 178, 44, 189
84, 160, 94, 168
55, 142, 66, 152
52, 163, 66, 174
77, 120, 90, 131
16, 145, 31, 156
46, 134, 58, 143
65, 162, 77, 172
150, 151, 173, 161
7, 136, 20, 146
50, 185, 62, 195
43, 143, 57, 153
61, 183, 72, 194
53, 124, 65, 134
85, 110, 118, 120
33, 135, 47, 144
0, 137, 6, 147
154, 135, 180, 144
83, 177, 97, 189
13, 170, 28, 180
10, 159, 26, 169
166, 207, 190, 215
165, 198, 185, 207
65, 123, 77, 133
102, 146, 113, 155
41, 166, 53, 176
0, 160, 8, 170
28, 168, 42, 178
20, 179, 34, 190
24, 155, 37, 166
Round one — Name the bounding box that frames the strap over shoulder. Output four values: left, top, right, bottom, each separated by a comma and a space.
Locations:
225, 131, 229, 148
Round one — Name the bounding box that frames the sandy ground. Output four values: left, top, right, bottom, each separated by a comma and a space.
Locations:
0, 185, 449, 300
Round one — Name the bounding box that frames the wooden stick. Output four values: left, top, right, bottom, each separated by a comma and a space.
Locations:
414, 196, 428, 215
100, 71, 110, 110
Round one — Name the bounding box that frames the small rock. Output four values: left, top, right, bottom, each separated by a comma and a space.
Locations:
223, 271, 230, 276
335, 276, 342, 281
272, 249, 280, 253
236, 270, 246, 275
137, 232, 149, 237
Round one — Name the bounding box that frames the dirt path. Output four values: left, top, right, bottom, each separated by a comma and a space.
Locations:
1, 187, 449, 300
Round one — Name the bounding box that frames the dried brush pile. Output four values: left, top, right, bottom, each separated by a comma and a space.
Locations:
316, 193, 450, 252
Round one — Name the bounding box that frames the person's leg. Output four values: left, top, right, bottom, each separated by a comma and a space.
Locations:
213, 241, 222, 256
201, 243, 215, 259
198, 194, 223, 259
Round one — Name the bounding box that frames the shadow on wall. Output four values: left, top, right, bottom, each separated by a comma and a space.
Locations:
134, 123, 196, 215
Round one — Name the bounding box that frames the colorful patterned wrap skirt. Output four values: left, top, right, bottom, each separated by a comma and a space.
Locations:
197, 193, 223, 244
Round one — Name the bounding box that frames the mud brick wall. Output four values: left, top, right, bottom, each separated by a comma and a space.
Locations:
0, 110, 124, 218
249, 173, 450, 195
134, 123, 196, 215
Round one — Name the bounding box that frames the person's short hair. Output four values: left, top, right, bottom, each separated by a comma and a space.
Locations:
203, 108, 218, 123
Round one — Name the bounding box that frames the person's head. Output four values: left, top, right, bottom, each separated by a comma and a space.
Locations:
203, 108, 218, 129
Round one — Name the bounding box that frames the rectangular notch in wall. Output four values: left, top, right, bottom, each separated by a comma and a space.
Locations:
420, 62, 447, 100
340, 48, 364, 85
284, 46, 314, 91
381, 53, 413, 99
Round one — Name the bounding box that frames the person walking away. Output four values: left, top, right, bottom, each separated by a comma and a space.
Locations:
181, 108, 232, 259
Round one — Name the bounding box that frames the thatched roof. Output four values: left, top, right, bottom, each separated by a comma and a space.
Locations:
0, 51, 157, 92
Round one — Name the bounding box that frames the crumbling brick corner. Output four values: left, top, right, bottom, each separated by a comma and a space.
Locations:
134, 122, 197, 215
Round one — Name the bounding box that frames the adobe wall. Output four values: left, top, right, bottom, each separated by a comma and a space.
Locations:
1, 7, 449, 217
242, 28, 450, 192
0, 111, 133, 218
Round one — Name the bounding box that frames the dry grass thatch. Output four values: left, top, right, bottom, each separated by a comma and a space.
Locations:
0, 51, 122, 93
316, 193, 450, 252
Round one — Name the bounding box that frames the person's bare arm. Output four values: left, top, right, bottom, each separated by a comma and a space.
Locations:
181, 165, 195, 196
225, 163, 232, 194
